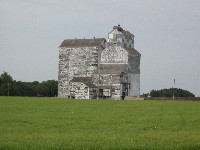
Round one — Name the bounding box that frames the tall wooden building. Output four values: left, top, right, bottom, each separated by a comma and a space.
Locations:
58, 25, 141, 99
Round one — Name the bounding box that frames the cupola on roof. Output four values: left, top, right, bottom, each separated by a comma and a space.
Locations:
113, 24, 123, 31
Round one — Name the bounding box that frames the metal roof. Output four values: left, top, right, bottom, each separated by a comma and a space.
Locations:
84, 82, 97, 88
70, 77, 97, 88
70, 77, 92, 82
125, 48, 141, 56
59, 38, 106, 48
94, 64, 128, 75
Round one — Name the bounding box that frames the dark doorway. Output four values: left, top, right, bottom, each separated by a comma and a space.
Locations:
122, 83, 130, 96
99, 89, 103, 99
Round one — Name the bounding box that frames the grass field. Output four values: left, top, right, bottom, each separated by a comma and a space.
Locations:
0, 97, 200, 150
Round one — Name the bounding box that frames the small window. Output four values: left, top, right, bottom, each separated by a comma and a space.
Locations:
84, 87, 88, 92
113, 34, 116, 39
109, 34, 113, 39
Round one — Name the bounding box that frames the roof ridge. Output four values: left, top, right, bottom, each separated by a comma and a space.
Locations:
59, 38, 106, 47
124, 47, 141, 56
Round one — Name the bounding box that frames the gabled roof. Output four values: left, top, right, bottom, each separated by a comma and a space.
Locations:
70, 77, 92, 82
125, 48, 141, 56
113, 25, 123, 31
102, 44, 141, 56
122, 30, 134, 39
110, 25, 134, 39
94, 64, 128, 75
59, 38, 106, 48
70, 77, 97, 88
84, 82, 97, 88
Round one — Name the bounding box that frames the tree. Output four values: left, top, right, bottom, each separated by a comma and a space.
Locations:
36, 80, 58, 97
0, 72, 58, 97
0, 72, 13, 96
150, 88, 195, 97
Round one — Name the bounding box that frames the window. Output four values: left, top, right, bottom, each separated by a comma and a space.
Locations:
113, 34, 116, 39
109, 34, 113, 39
84, 87, 88, 93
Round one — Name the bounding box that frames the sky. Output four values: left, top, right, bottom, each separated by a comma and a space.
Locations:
0, 0, 200, 96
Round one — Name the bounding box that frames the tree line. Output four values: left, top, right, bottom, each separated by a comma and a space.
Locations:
1, 72, 195, 98
142, 88, 195, 97
0, 72, 58, 97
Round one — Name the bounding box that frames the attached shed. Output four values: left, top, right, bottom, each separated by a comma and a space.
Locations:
93, 64, 128, 99
69, 77, 97, 99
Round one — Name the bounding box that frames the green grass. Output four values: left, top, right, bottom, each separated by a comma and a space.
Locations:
0, 97, 200, 150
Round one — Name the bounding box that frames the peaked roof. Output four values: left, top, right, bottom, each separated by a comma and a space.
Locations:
70, 77, 97, 88
103, 44, 141, 56
84, 82, 97, 88
113, 25, 124, 31
125, 48, 141, 56
59, 38, 106, 48
111, 25, 134, 38
122, 30, 134, 39
94, 64, 128, 75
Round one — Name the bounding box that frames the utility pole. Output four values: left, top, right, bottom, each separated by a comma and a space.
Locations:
7, 83, 10, 96
173, 78, 175, 100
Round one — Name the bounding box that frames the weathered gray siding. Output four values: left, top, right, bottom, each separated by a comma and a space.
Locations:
128, 73, 140, 96
101, 46, 128, 64
58, 46, 100, 97
69, 82, 97, 99
58, 47, 70, 97
127, 54, 140, 96
58, 26, 141, 99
